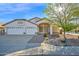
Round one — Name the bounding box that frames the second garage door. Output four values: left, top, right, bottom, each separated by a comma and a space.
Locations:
25, 27, 37, 35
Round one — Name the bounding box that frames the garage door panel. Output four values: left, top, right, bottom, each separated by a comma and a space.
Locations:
7, 28, 24, 34
26, 27, 37, 35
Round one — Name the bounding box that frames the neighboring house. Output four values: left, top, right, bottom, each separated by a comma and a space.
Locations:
70, 17, 79, 24
70, 18, 79, 32
3, 17, 60, 35
0, 24, 5, 35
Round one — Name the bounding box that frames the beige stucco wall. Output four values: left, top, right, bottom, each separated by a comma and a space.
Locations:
52, 24, 60, 33
36, 19, 60, 34
0, 25, 4, 31
36, 20, 51, 25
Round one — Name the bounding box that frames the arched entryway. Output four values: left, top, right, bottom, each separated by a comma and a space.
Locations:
38, 23, 50, 34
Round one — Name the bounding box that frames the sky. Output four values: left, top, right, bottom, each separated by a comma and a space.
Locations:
0, 3, 47, 23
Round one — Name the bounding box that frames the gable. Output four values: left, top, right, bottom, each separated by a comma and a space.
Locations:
3, 19, 37, 27
30, 17, 41, 23
25, 21, 37, 27
4, 20, 26, 27
36, 19, 51, 25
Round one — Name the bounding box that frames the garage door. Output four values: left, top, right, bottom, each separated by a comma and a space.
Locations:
26, 27, 37, 35
7, 27, 25, 35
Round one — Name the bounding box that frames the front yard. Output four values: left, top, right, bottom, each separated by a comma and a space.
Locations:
1, 34, 79, 56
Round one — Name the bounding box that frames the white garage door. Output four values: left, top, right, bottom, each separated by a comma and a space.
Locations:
26, 27, 37, 35
7, 27, 25, 35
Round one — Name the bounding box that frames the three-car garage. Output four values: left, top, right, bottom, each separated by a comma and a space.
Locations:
3, 19, 38, 35
6, 27, 38, 35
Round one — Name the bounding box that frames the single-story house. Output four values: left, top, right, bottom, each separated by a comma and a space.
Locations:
0, 24, 5, 35
3, 17, 60, 35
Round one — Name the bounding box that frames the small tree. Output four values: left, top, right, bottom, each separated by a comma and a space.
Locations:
44, 3, 79, 43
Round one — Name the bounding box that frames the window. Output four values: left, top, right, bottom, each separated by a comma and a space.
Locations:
17, 21, 23, 24
26, 27, 35, 29
17, 21, 24, 26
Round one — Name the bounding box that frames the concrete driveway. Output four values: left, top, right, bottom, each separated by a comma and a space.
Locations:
0, 35, 40, 55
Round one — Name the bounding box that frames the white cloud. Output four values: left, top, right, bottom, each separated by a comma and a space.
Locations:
0, 4, 33, 15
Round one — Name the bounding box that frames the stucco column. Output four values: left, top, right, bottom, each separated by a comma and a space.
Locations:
50, 25, 53, 35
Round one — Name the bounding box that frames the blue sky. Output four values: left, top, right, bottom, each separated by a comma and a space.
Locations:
0, 3, 47, 23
